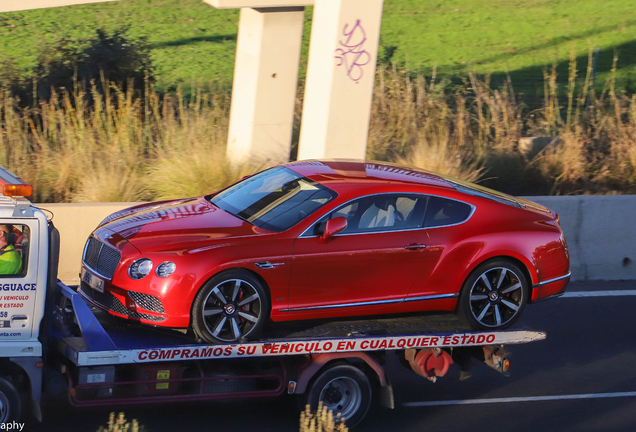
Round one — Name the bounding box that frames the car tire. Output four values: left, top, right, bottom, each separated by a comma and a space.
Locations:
298, 364, 372, 429
0, 376, 21, 424
457, 259, 528, 330
191, 269, 269, 344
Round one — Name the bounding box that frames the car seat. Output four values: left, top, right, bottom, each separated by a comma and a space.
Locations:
359, 197, 397, 229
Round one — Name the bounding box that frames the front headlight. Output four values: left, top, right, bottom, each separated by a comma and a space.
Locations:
156, 262, 176, 277
129, 258, 153, 280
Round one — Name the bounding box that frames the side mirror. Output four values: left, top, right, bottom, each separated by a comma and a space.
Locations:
320, 217, 348, 243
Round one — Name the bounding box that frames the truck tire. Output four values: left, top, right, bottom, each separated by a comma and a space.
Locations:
0, 376, 21, 424
299, 364, 372, 429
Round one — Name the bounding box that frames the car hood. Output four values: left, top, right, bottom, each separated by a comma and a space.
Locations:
94, 197, 273, 253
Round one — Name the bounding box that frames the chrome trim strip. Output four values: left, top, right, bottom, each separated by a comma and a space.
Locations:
325, 227, 430, 238
281, 298, 402, 312
298, 192, 476, 239
81, 263, 111, 282
82, 236, 119, 281
255, 262, 285, 269
533, 272, 571, 288
405, 293, 459, 302
280, 293, 458, 312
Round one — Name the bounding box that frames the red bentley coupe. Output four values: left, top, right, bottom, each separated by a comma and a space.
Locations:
79, 160, 570, 343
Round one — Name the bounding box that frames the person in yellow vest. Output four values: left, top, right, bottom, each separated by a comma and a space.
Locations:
0, 224, 22, 275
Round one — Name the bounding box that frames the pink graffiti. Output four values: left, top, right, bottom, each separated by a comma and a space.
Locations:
334, 20, 371, 83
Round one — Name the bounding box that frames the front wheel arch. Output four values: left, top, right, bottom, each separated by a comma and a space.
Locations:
191, 266, 273, 308
0, 376, 21, 424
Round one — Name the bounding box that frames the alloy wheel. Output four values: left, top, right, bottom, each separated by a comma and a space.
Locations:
469, 267, 524, 328
201, 278, 262, 342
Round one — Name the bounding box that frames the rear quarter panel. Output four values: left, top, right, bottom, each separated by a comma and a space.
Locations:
417, 196, 569, 302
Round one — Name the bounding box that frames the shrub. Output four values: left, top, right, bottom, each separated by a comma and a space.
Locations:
2, 27, 154, 106
97, 412, 144, 432
300, 402, 348, 432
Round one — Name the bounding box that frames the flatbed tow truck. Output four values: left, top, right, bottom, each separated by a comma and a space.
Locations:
0, 168, 546, 428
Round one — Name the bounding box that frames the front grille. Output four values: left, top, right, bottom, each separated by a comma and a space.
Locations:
128, 291, 165, 313
79, 282, 165, 322
83, 237, 121, 279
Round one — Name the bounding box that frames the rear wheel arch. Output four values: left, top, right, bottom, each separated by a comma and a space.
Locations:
469, 255, 534, 301
465, 253, 537, 289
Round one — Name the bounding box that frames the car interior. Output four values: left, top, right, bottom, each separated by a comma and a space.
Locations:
308, 194, 473, 237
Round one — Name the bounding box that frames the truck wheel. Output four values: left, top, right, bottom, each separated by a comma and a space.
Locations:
192, 269, 269, 344
300, 364, 372, 429
0, 376, 21, 424
457, 259, 528, 330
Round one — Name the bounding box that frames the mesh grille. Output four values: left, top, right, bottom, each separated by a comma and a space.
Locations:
128, 291, 165, 313
83, 237, 121, 279
79, 283, 164, 322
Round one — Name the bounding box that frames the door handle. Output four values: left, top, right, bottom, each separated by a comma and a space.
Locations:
404, 243, 427, 250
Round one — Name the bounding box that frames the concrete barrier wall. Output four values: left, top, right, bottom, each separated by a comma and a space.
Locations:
525, 196, 636, 281
43, 196, 636, 285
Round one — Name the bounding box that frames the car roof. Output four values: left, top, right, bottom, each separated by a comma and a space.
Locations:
285, 160, 454, 192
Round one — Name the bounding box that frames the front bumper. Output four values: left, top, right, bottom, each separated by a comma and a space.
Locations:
79, 281, 166, 323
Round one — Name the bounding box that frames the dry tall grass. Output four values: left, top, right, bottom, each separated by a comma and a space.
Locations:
0, 82, 262, 203
369, 54, 636, 195
1, 54, 635, 203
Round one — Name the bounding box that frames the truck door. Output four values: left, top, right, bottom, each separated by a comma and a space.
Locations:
0, 219, 39, 340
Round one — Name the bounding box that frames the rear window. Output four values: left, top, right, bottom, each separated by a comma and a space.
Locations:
424, 197, 472, 228
442, 176, 522, 208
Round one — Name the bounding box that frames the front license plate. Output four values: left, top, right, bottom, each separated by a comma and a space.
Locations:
82, 268, 104, 293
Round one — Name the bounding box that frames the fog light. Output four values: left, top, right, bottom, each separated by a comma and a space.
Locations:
156, 262, 177, 277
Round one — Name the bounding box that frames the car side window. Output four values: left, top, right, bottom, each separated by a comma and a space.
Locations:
424, 197, 472, 228
309, 194, 428, 236
0, 224, 30, 277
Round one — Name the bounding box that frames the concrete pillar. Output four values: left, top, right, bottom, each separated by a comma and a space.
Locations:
297, 0, 384, 161
226, 7, 305, 164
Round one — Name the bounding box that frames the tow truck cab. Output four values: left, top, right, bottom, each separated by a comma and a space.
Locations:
0, 166, 59, 423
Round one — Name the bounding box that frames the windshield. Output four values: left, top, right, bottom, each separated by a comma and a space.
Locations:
210, 167, 337, 232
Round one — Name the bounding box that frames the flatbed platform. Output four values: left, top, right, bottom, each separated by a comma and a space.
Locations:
55, 283, 545, 367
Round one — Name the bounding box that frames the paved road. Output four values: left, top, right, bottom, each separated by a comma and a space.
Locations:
24, 280, 636, 432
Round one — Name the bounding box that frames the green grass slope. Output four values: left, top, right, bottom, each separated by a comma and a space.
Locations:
0, 0, 635, 94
